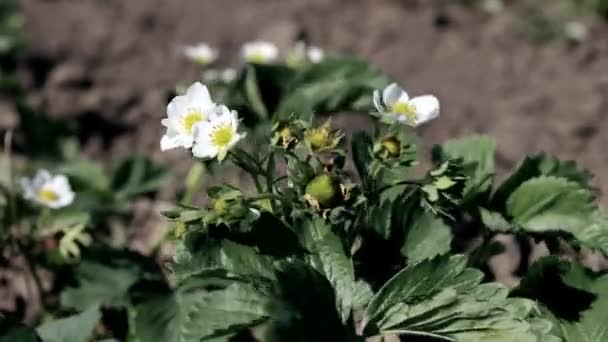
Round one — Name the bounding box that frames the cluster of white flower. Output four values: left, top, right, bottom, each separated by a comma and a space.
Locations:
160, 82, 245, 161
182, 40, 325, 66
20, 169, 75, 209
373, 83, 440, 127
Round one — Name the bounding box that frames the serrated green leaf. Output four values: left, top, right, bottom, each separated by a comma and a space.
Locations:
179, 281, 270, 342
171, 237, 276, 284
506, 176, 600, 236
363, 255, 554, 341
297, 217, 356, 323
492, 153, 592, 211
433, 135, 496, 204
363, 255, 483, 332
480, 208, 514, 232
402, 211, 452, 262
265, 262, 349, 342
517, 260, 608, 342
37, 306, 100, 342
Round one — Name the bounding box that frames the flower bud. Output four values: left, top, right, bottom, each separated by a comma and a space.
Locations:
304, 120, 342, 153
305, 173, 341, 208
381, 136, 401, 157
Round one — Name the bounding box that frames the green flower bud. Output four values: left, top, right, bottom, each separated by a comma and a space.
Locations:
304, 119, 342, 153
212, 199, 228, 214
381, 136, 401, 157
305, 173, 341, 208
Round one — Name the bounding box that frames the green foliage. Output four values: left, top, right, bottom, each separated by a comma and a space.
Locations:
3, 34, 608, 342
36, 306, 101, 342
224, 56, 390, 125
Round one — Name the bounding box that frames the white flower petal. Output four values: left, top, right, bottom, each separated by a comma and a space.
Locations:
166, 95, 188, 119
50, 175, 72, 193
161, 134, 189, 150
373, 90, 384, 112
186, 82, 213, 109
192, 141, 218, 159
382, 83, 409, 107
307, 46, 324, 63
410, 95, 440, 125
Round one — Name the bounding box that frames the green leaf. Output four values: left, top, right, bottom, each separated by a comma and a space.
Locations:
363, 255, 482, 332
224, 64, 295, 125
265, 262, 349, 342
512, 257, 596, 321
60, 260, 140, 310
557, 271, 608, 342
516, 259, 608, 342
297, 217, 357, 322
432, 135, 496, 204
110, 155, 168, 199
401, 211, 452, 262
479, 208, 515, 232
180, 281, 271, 341
275, 56, 390, 121
0, 324, 41, 342
171, 237, 276, 283
37, 306, 101, 342
573, 210, 608, 255
492, 153, 593, 211
506, 176, 596, 231
57, 159, 109, 193
363, 256, 557, 341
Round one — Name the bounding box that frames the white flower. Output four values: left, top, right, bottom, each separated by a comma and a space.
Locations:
221, 68, 237, 83
287, 42, 324, 67
564, 21, 588, 42
192, 106, 246, 161
373, 83, 440, 126
307, 46, 324, 63
481, 0, 504, 15
183, 43, 218, 66
20, 170, 75, 209
242, 41, 279, 64
161, 82, 216, 151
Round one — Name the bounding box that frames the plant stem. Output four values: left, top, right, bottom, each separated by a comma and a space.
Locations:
181, 163, 206, 205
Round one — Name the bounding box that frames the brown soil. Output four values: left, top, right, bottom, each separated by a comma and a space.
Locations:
15, 0, 608, 201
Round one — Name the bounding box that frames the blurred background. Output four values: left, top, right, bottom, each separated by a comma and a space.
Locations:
4, 0, 607, 201
1, 0, 607, 328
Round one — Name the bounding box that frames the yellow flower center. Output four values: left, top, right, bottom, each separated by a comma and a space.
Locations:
194, 56, 211, 65
211, 124, 235, 148
391, 101, 417, 122
249, 50, 267, 64
306, 128, 331, 151
38, 188, 59, 202
182, 110, 205, 134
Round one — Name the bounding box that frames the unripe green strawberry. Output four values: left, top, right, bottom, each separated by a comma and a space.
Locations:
305, 173, 340, 207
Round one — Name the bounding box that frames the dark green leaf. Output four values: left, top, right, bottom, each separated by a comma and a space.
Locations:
506, 176, 599, 236
432, 135, 496, 204
297, 217, 356, 322
60, 260, 140, 310
401, 211, 452, 262
275, 56, 390, 121
37, 306, 101, 342
110, 155, 168, 199
492, 153, 593, 211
